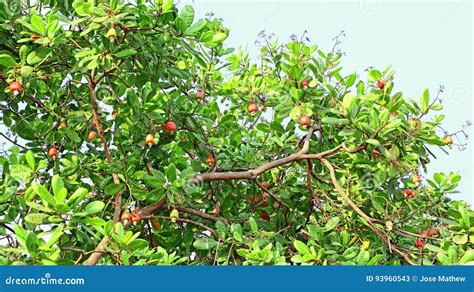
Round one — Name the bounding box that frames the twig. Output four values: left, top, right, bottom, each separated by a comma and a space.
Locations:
321, 158, 415, 265
143, 215, 219, 239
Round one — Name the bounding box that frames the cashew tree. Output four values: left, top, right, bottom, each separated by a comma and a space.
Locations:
0, 0, 472, 266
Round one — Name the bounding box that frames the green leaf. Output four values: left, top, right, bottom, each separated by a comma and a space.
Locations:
65, 128, 81, 143
25, 150, 35, 170
420, 89, 430, 114
30, 15, 45, 34
324, 217, 340, 231
193, 238, 217, 250
165, 163, 177, 182
459, 249, 474, 264
114, 49, 137, 58
66, 187, 88, 206
85, 201, 105, 215
342, 93, 355, 110
51, 175, 64, 197
293, 240, 310, 256
248, 217, 258, 233
32, 183, 56, 205
104, 183, 122, 196
368, 69, 382, 82
321, 117, 349, 125
47, 19, 59, 38
357, 250, 371, 265
185, 19, 207, 36
0, 53, 16, 68
9, 164, 33, 181
179, 5, 195, 29
45, 225, 64, 248
211, 32, 227, 44
26, 47, 51, 65
25, 213, 49, 225
25, 231, 39, 255
345, 73, 357, 87
452, 234, 468, 245
289, 106, 302, 120
161, 0, 174, 12
366, 139, 380, 146
128, 239, 149, 252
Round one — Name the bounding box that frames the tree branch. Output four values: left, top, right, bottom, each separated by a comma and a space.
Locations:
321, 158, 415, 265
143, 215, 219, 239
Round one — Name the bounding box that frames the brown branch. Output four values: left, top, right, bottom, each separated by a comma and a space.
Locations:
0, 132, 27, 151
321, 158, 415, 265
23, 94, 50, 112
255, 180, 289, 210
190, 127, 341, 184
164, 206, 229, 226
143, 215, 219, 239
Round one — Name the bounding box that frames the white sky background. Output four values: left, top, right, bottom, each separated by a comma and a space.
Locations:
180, 0, 473, 205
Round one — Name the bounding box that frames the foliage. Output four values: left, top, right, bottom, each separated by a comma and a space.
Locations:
0, 0, 472, 266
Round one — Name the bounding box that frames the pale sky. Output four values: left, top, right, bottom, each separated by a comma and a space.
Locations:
182, 0, 473, 205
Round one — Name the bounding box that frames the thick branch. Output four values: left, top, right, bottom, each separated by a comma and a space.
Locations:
190, 129, 344, 184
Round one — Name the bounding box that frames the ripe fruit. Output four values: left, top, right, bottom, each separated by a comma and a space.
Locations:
372, 148, 381, 159
427, 227, 437, 237
299, 116, 311, 126
164, 121, 177, 132
404, 189, 414, 197
170, 208, 179, 223
88, 130, 97, 142
48, 147, 58, 159
205, 153, 215, 165
415, 238, 424, 248
421, 230, 428, 238
196, 90, 205, 100
131, 213, 141, 225
58, 121, 67, 128
212, 204, 220, 216
261, 192, 268, 201
377, 80, 385, 90
121, 211, 132, 225
301, 79, 309, 89
261, 181, 270, 189
412, 175, 421, 187
31, 33, 40, 40
145, 133, 155, 146
260, 210, 270, 221
9, 81, 22, 95
111, 110, 117, 119
443, 135, 453, 147
247, 103, 258, 114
